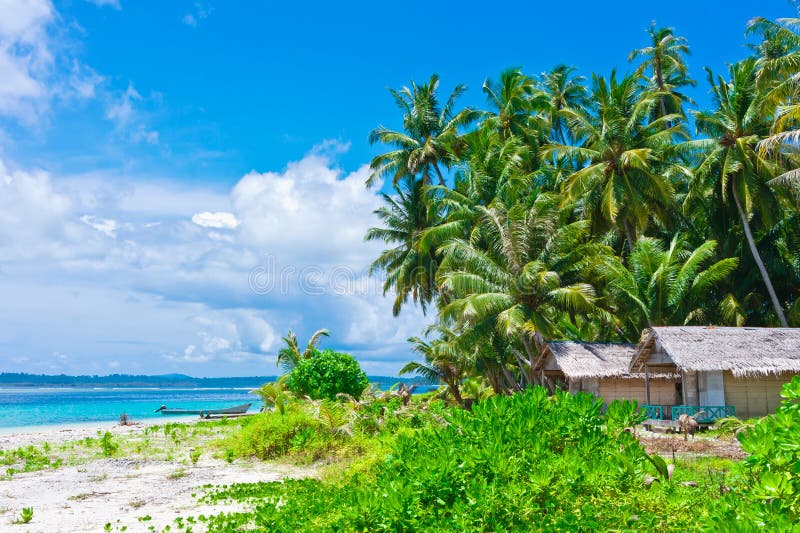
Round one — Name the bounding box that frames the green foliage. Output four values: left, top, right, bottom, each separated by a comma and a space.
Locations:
189, 449, 201, 465
365, 14, 800, 402
189, 388, 724, 531
707, 376, 800, 530
99, 431, 118, 457
276, 328, 329, 373
228, 405, 325, 461
14, 507, 33, 524
287, 349, 369, 401
251, 379, 290, 415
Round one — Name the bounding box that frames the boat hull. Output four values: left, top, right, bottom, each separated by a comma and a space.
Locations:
156, 403, 252, 416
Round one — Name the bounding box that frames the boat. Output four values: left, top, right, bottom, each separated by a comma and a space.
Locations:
154, 402, 252, 416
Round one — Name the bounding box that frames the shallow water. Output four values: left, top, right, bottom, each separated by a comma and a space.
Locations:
0, 378, 437, 428
0, 386, 261, 427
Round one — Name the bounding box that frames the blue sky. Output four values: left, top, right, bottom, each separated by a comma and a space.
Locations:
0, 0, 794, 376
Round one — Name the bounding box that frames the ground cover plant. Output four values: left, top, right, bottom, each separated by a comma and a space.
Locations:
705, 376, 800, 531
186, 388, 735, 532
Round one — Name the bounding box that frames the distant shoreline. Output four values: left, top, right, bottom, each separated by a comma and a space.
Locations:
0, 373, 433, 389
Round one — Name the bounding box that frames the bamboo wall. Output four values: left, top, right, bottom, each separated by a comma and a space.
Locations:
723, 371, 792, 419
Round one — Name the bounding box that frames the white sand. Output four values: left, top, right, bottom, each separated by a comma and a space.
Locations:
0, 422, 316, 532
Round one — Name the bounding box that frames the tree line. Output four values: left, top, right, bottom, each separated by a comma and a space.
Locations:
365, 17, 800, 398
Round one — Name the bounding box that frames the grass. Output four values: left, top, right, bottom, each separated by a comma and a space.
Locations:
0, 391, 771, 531
174, 391, 749, 531
167, 468, 188, 480
0, 418, 247, 480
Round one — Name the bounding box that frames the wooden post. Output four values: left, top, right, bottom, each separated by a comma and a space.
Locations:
644, 365, 651, 405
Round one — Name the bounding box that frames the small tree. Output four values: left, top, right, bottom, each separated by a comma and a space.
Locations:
287, 349, 369, 401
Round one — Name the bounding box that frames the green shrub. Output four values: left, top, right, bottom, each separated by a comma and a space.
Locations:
189, 449, 201, 465
99, 431, 118, 457
192, 387, 721, 531
14, 507, 33, 524
287, 349, 368, 401
706, 376, 800, 530
227, 405, 329, 462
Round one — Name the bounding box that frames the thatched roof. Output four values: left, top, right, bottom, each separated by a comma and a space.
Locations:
631, 326, 800, 377
536, 341, 637, 379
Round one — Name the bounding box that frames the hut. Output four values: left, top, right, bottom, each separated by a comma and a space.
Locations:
534, 341, 678, 406
630, 326, 800, 419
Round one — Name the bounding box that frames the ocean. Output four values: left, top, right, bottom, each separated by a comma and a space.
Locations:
0, 378, 437, 429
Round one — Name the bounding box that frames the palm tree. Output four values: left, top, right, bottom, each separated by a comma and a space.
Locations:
366, 177, 440, 315
629, 22, 695, 119
276, 328, 330, 373
747, 17, 800, 191
596, 235, 738, 339
481, 68, 548, 144
537, 64, 587, 145
685, 59, 789, 326
417, 131, 536, 257
368, 74, 476, 187
437, 193, 609, 390
543, 72, 685, 251
402, 324, 468, 405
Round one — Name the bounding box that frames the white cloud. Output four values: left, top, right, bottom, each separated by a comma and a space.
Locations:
192, 211, 239, 229
68, 60, 103, 100
232, 147, 382, 268
0, 146, 428, 376
182, 2, 212, 27
0, 158, 75, 259
84, 0, 121, 9
105, 82, 140, 126
0, 0, 103, 124
80, 215, 120, 237
0, 0, 53, 122
105, 82, 159, 144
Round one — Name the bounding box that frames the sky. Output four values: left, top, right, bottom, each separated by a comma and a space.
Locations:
0, 0, 794, 377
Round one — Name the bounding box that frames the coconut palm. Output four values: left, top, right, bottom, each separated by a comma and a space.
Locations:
366, 176, 441, 315
368, 74, 476, 187
747, 17, 800, 191
417, 131, 536, 258
276, 328, 330, 373
437, 193, 610, 388
543, 72, 685, 250
685, 58, 788, 326
402, 324, 468, 405
596, 235, 738, 339
537, 64, 588, 146
481, 68, 548, 144
629, 22, 695, 119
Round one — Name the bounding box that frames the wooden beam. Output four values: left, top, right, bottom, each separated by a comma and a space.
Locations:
645, 365, 651, 404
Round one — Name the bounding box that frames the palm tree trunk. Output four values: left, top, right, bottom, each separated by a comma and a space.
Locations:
445, 379, 464, 406
655, 60, 668, 118
731, 179, 789, 327
500, 366, 521, 393
623, 220, 637, 254
512, 352, 531, 389
520, 335, 537, 387
433, 163, 446, 187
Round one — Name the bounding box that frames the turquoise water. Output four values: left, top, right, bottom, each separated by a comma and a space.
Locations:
0, 387, 262, 428
0, 379, 438, 428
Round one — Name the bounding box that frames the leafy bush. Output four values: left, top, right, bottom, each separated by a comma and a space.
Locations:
287, 349, 368, 401
99, 431, 118, 457
706, 376, 800, 530
17, 507, 33, 524
229, 406, 324, 460
192, 387, 722, 531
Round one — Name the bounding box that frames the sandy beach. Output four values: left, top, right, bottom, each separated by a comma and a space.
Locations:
0, 420, 315, 532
